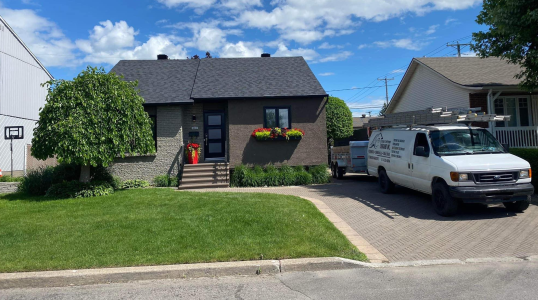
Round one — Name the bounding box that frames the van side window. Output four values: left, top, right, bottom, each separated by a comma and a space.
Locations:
413, 133, 430, 155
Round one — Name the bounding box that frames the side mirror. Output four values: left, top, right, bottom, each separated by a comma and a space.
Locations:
415, 146, 429, 157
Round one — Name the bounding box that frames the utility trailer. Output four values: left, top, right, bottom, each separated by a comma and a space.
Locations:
330, 141, 369, 179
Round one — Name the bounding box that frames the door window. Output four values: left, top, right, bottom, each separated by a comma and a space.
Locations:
413, 133, 430, 156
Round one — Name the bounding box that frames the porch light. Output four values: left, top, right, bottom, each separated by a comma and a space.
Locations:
192, 115, 196, 122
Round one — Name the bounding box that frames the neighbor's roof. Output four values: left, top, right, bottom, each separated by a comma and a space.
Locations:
415, 57, 522, 87
110, 60, 200, 104
110, 56, 327, 104
353, 116, 380, 128
386, 57, 522, 114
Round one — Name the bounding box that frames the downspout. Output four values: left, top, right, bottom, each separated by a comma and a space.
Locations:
487, 89, 493, 134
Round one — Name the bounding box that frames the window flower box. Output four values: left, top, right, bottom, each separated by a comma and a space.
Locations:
251, 127, 305, 141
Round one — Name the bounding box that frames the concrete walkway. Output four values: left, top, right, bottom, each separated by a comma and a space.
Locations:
193, 175, 538, 262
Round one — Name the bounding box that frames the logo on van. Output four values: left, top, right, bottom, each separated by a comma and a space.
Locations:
369, 133, 383, 149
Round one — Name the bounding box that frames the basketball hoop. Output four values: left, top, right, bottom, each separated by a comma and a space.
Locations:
4, 126, 24, 140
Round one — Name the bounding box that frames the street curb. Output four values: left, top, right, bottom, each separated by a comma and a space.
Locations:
0, 257, 363, 289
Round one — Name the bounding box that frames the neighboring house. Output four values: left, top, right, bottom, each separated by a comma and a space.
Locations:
0, 15, 53, 176
108, 54, 328, 184
386, 57, 537, 148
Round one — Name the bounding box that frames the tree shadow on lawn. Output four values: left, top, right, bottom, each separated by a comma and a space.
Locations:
0, 192, 62, 202
305, 174, 527, 221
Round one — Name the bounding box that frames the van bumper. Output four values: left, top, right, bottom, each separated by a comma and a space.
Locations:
448, 183, 534, 203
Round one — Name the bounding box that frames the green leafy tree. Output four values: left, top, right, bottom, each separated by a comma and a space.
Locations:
471, 0, 538, 91
32, 66, 156, 182
326, 96, 353, 145
379, 102, 388, 116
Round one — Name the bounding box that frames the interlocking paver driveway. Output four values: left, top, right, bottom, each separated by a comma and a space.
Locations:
196, 175, 538, 262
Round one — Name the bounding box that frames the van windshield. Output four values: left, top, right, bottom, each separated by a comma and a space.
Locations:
430, 129, 505, 156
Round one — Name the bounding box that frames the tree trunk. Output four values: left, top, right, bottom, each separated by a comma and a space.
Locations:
80, 165, 91, 183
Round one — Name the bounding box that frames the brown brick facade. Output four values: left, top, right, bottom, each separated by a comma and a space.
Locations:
227, 97, 328, 167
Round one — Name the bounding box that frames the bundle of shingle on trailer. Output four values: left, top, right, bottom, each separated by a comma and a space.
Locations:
365, 107, 511, 128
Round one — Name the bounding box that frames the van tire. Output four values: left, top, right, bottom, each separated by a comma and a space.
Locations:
378, 169, 395, 194
432, 183, 458, 217
503, 197, 530, 212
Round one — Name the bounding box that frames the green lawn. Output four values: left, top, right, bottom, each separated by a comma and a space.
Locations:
0, 189, 366, 272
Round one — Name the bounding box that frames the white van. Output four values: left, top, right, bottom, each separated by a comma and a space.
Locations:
367, 124, 534, 216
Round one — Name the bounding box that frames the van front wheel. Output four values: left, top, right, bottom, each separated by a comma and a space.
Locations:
379, 169, 395, 194
432, 183, 459, 217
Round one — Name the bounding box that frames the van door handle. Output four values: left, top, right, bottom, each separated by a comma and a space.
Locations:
408, 163, 411, 169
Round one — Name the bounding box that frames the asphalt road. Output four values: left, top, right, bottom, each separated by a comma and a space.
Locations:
2, 261, 537, 299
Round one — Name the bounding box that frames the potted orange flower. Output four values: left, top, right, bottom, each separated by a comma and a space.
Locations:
186, 142, 202, 164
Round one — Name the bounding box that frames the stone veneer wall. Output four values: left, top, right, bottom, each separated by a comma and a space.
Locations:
108, 105, 184, 182
0, 182, 19, 194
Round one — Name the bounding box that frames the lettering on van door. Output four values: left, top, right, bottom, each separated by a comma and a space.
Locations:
368, 133, 391, 162
391, 138, 406, 159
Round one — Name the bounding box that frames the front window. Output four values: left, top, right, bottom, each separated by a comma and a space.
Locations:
264, 107, 291, 128
430, 128, 505, 156
494, 97, 532, 127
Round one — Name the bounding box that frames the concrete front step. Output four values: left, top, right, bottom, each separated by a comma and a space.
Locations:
183, 166, 229, 173
177, 183, 230, 190
183, 163, 228, 169
181, 177, 228, 185
181, 171, 228, 178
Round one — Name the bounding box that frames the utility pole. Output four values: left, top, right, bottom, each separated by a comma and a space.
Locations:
377, 77, 394, 105
446, 41, 472, 57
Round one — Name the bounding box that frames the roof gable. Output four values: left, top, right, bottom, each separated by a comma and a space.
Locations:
0, 15, 53, 80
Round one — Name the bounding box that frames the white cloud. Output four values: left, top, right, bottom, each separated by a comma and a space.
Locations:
76, 21, 138, 53
319, 42, 345, 49
318, 51, 353, 62
461, 50, 477, 57
390, 68, 405, 74
425, 24, 439, 35
445, 18, 457, 25
373, 38, 430, 51
220, 41, 263, 57
156, 0, 216, 9
221, 0, 262, 10
235, 0, 480, 44
273, 43, 319, 61
357, 44, 368, 50
83, 34, 188, 65
348, 98, 386, 116
0, 6, 77, 67
319, 72, 335, 76
157, 0, 261, 12
156, 19, 169, 25
169, 21, 242, 51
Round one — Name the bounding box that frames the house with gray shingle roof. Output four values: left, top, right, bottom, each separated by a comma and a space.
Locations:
386, 57, 538, 148
108, 54, 328, 186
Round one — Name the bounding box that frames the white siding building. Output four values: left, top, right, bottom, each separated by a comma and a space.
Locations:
386, 57, 538, 148
0, 15, 53, 175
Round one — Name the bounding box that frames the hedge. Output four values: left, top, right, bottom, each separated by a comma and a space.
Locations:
510, 148, 538, 187
231, 164, 331, 187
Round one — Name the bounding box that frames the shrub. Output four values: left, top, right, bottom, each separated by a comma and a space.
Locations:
18, 167, 55, 195
46, 180, 114, 199
243, 166, 265, 187
279, 164, 296, 186
295, 170, 313, 185
0, 175, 24, 182
153, 175, 178, 187
309, 164, 331, 184
230, 164, 248, 187
112, 176, 123, 190
264, 164, 281, 186
122, 179, 149, 189
510, 148, 538, 187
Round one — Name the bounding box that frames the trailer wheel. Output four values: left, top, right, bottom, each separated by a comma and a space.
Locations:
503, 196, 530, 212
378, 169, 395, 194
337, 167, 345, 179
331, 164, 337, 178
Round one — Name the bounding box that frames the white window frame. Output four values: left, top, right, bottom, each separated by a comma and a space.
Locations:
494, 96, 533, 128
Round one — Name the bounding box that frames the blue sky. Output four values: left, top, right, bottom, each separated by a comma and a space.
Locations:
0, 0, 486, 115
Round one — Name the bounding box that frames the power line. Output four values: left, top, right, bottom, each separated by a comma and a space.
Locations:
326, 84, 398, 92
447, 41, 472, 57
378, 77, 394, 105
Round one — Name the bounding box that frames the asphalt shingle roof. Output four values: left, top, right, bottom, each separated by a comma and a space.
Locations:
191, 57, 326, 99
110, 60, 200, 104
415, 57, 522, 87
109, 56, 326, 104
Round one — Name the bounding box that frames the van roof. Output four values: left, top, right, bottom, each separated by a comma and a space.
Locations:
374, 124, 485, 132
